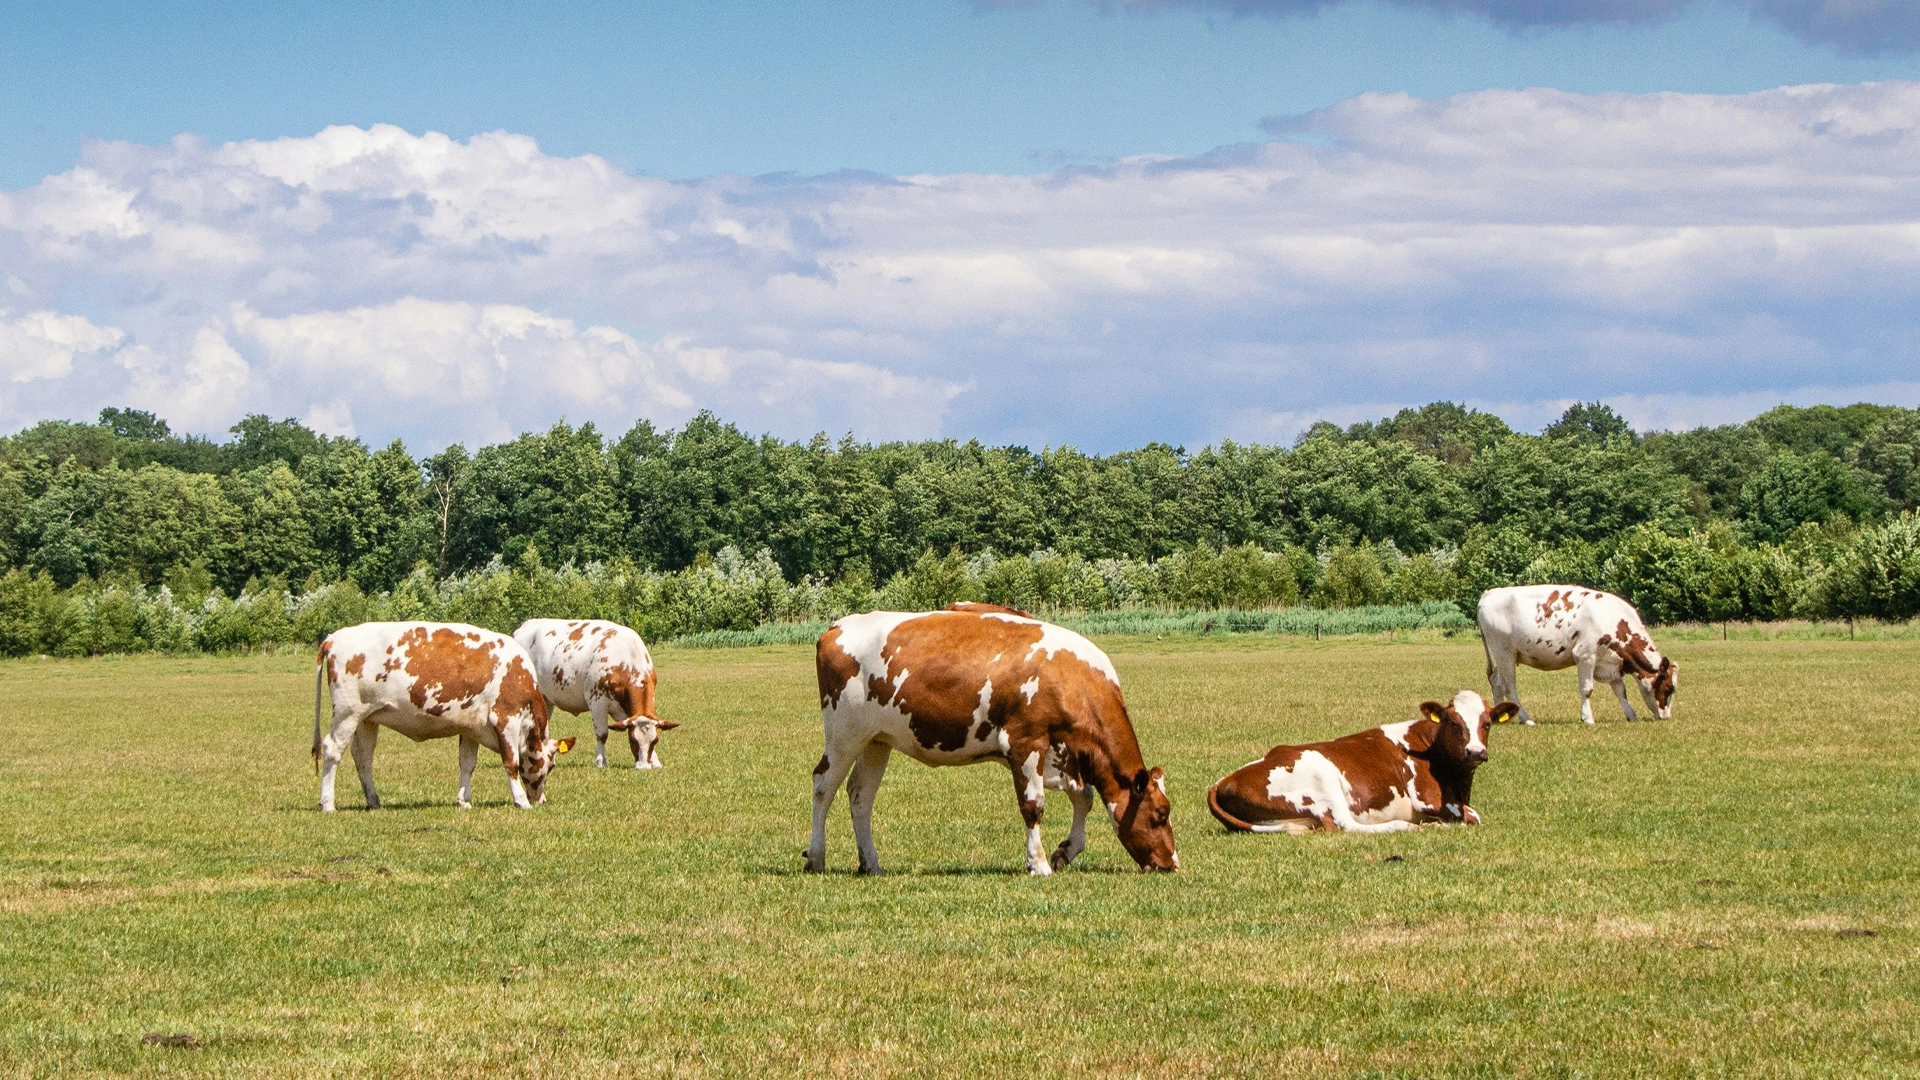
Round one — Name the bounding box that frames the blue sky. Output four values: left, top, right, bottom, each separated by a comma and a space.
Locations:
6, 0, 1918, 185
3, 0, 1920, 449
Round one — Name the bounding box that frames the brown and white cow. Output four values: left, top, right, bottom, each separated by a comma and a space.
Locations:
514, 619, 677, 770
1477, 584, 1678, 725
1207, 690, 1519, 834
807, 603, 1178, 876
312, 622, 572, 811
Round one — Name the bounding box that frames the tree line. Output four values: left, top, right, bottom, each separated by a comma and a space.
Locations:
1, 399, 1918, 655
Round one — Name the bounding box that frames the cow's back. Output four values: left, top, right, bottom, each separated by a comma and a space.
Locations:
324, 621, 542, 740
516, 618, 654, 717
817, 609, 1128, 764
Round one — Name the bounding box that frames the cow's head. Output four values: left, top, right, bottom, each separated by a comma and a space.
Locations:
521, 735, 575, 805
609, 717, 679, 766
1112, 766, 1178, 872
1611, 643, 1678, 719
1646, 656, 1678, 719
1419, 691, 1516, 767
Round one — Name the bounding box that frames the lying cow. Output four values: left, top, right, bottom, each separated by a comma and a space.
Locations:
808, 602, 1178, 875
514, 619, 677, 769
1207, 690, 1518, 833
1477, 584, 1678, 725
313, 621, 572, 811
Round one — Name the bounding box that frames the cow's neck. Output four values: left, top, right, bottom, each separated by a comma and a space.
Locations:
1073, 724, 1148, 810
1402, 724, 1475, 807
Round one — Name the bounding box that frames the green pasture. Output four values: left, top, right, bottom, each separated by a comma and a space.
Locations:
1, 637, 1915, 1077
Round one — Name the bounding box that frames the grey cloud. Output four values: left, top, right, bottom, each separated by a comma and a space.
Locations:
1111, 0, 1920, 53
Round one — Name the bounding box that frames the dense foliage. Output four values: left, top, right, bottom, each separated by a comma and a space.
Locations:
2, 400, 1918, 654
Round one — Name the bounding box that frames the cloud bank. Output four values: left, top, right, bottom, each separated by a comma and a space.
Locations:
1105, 0, 1920, 55
4, 80, 1920, 450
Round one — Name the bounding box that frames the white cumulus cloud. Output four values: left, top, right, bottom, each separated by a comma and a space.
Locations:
2, 84, 1919, 450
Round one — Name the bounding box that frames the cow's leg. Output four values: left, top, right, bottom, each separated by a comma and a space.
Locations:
1576, 654, 1598, 725
1010, 746, 1052, 876
588, 698, 612, 768
318, 705, 377, 812
457, 736, 479, 809
501, 745, 534, 809
1049, 784, 1094, 871
1487, 644, 1533, 725
845, 741, 893, 875
350, 721, 381, 809
806, 734, 865, 873
1611, 677, 1640, 721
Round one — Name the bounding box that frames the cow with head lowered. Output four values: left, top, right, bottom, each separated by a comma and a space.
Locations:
1207, 690, 1519, 833
807, 603, 1178, 876
514, 619, 677, 770
1477, 585, 1678, 725
313, 622, 573, 811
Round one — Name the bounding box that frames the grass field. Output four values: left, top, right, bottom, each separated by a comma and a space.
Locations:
2, 636, 1916, 1078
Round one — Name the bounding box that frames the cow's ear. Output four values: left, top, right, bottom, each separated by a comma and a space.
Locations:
555, 736, 577, 754
1418, 701, 1446, 723
654, 719, 680, 730
1491, 702, 1520, 725
1132, 768, 1150, 795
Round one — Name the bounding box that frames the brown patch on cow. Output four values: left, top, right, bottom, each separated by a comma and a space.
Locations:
974, 721, 993, 741
813, 754, 830, 776
492, 654, 546, 736
567, 622, 587, 641
398, 627, 500, 714
343, 653, 366, 677
816, 626, 860, 710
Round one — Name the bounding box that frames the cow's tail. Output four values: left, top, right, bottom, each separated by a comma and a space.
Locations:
312, 644, 328, 773
1206, 777, 1260, 833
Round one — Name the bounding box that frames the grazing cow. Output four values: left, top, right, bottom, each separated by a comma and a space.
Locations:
807, 602, 1178, 876
514, 619, 678, 770
312, 622, 572, 811
1477, 585, 1678, 725
1207, 690, 1519, 834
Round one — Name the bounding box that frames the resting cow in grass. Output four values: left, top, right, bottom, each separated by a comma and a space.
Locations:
1477, 585, 1678, 725
807, 602, 1178, 875
514, 619, 677, 770
1207, 690, 1518, 833
313, 622, 572, 811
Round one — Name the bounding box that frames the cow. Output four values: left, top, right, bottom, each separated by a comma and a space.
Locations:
1206, 690, 1519, 834
1477, 585, 1678, 725
312, 622, 573, 812
513, 619, 678, 770
807, 602, 1178, 876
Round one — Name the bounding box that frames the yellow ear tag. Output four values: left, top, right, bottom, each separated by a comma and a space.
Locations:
557, 741, 572, 754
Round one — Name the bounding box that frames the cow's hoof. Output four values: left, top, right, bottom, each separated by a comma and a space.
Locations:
1049, 850, 1073, 871
595, 759, 608, 769
857, 864, 885, 876
319, 804, 335, 813
457, 801, 473, 810
1027, 861, 1055, 877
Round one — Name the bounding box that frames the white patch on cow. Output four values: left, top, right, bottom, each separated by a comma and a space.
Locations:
1019, 676, 1040, 703
1450, 689, 1490, 756
1023, 623, 1120, 685
1154, 773, 1167, 796
1380, 720, 1418, 750
1266, 751, 1344, 813
972, 679, 993, 732
1021, 750, 1044, 804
